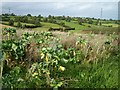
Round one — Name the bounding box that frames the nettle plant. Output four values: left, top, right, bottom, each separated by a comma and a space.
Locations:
26, 35, 90, 88
2, 28, 18, 65
2, 28, 32, 66
2, 28, 67, 88
27, 44, 67, 88
33, 32, 54, 48
27, 34, 91, 88
2, 28, 16, 40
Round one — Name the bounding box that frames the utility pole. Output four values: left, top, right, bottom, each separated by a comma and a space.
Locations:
8, 8, 11, 14
101, 8, 103, 19
99, 8, 103, 26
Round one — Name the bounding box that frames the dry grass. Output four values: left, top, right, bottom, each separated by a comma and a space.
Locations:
0, 24, 14, 28
1, 25, 118, 64
60, 36, 77, 50
52, 31, 118, 63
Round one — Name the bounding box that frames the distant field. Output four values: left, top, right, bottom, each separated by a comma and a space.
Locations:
2, 21, 35, 26
41, 22, 62, 28
31, 22, 62, 31
1, 20, 118, 34
58, 21, 118, 34
102, 23, 118, 27
1, 21, 63, 31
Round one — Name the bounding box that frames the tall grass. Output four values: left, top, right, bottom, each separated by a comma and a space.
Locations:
1, 29, 119, 88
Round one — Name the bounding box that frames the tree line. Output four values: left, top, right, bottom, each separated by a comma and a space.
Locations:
1, 13, 119, 28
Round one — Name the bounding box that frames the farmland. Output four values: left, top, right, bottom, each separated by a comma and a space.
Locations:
0, 14, 119, 88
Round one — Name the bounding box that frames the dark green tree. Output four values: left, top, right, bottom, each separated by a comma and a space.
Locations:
109, 19, 113, 21
38, 14, 42, 18
43, 18, 48, 22
88, 19, 93, 24
29, 16, 37, 24
27, 14, 32, 17
17, 21, 22, 28
99, 22, 102, 26
22, 16, 28, 23
95, 19, 99, 25
34, 19, 41, 27
9, 19, 14, 26
15, 16, 20, 22
2, 13, 9, 17
48, 18, 54, 23
66, 16, 71, 22
48, 15, 52, 19
115, 21, 118, 24
62, 15, 66, 20
78, 18, 83, 25
10, 13, 16, 16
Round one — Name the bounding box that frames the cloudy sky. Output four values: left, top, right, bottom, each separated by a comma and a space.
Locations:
1, 0, 119, 20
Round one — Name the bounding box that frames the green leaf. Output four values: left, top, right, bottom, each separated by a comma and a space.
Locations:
12, 43, 18, 51
57, 82, 63, 87
62, 59, 68, 64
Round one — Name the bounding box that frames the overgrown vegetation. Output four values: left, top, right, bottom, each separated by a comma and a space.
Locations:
0, 27, 119, 88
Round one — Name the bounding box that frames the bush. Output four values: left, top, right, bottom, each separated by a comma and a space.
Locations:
88, 25, 91, 28
88, 19, 93, 24
34, 19, 42, 27
17, 22, 22, 28
9, 19, 14, 26
78, 22, 82, 25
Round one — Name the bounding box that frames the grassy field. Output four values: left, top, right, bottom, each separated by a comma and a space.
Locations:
102, 23, 119, 27
1, 18, 117, 34
2, 21, 35, 26
33, 22, 62, 31
1, 21, 63, 31
55, 20, 118, 34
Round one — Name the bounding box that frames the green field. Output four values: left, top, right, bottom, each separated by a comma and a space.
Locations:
102, 23, 118, 27
1, 16, 118, 34
33, 22, 62, 31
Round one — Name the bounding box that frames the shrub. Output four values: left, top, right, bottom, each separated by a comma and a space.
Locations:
17, 21, 22, 28
34, 19, 42, 27
9, 19, 14, 26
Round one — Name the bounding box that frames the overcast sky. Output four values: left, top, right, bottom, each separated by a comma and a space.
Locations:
1, 0, 119, 20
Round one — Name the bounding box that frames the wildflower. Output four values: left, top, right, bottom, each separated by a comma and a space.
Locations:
73, 51, 76, 56
58, 66, 65, 71
41, 53, 44, 59
75, 41, 79, 46
17, 78, 24, 82
32, 72, 38, 77
46, 54, 48, 62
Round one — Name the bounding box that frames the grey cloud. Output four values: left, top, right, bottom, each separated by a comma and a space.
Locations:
2, 2, 118, 19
